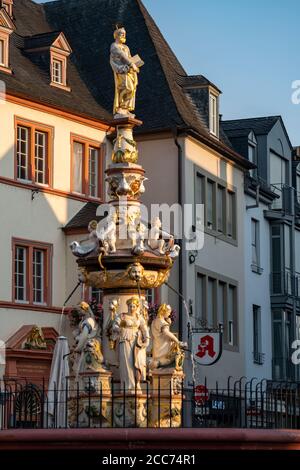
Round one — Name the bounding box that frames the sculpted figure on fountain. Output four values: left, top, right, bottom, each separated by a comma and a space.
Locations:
69, 302, 105, 377
110, 25, 143, 118
150, 304, 186, 371
112, 297, 150, 393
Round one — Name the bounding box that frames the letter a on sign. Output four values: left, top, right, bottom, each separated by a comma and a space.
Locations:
192, 332, 222, 366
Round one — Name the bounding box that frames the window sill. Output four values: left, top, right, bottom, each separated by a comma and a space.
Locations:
251, 264, 264, 275
209, 130, 219, 140
0, 300, 61, 314
0, 176, 103, 203
223, 343, 239, 353
50, 81, 71, 92
0, 65, 12, 75
204, 226, 238, 247
71, 190, 102, 201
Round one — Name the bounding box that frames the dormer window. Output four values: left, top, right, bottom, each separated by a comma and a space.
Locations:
1, 0, 13, 18
50, 32, 72, 91
209, 92, 219, 137
52, 57, 64, 85
0, 6, 14, 74
248, 131, 257, 178
23, 31, 72, 91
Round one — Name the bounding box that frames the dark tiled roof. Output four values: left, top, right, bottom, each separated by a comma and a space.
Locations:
63, 202, 104, 230
2, 0, 251, 168
177, 74, 222, 94
23, 31, 61, 50
1, 0, 112, 122
42, 0, 250, 167
222, 116, 281, 136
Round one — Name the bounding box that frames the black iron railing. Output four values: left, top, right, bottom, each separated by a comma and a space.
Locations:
1, 377, 300, 430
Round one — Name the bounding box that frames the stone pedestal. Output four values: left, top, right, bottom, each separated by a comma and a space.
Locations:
150, 368, 184, 428
113, 393, 148, 428
68, 370, 112, 428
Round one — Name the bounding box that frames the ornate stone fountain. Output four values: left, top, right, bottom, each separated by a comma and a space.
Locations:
68, 25, 185, 428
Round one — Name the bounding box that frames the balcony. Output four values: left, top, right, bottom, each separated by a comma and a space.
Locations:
270, 183, 295, 214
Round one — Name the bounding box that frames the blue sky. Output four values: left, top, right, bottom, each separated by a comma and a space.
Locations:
37, 0, 300, 144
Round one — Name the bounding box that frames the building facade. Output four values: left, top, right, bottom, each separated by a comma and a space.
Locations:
223, 117, 300, 382
3, 0, 295, 395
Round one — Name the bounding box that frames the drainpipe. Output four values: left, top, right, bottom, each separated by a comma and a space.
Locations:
173, 129, 184, 342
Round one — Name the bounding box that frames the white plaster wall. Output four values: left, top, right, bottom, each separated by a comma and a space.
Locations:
137, 137, 180, 314
243, 195, 272, 381
183, 137, 246, 387
0, 100, 106, 345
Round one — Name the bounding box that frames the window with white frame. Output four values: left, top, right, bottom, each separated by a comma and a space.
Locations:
52, 58, 63, 85
0, 6, 14, 72
251, 218, 260, 269
15, 246, 27, 302
209, 93, 218, 136
72, 141, 84, 194
33, 249, 45, 304
17, 125, 29, 181
89, 147, 100, 198
35, 131, 47, 184
16, 120, 52, 185
13, 240, 52, 305
72, 138, 102, 198
0, 39, 4, 66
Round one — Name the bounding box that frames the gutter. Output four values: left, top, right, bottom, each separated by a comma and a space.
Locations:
173, 129, 183, 341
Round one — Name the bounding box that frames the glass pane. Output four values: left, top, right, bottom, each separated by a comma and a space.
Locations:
196, 174, 204, 205
227, 191, 235, 237
34, 131, 47, 184
217, 281, 225, 325
207, 278, 215, 327
15, 246, 27, 301
17, 126, 29, 181
196, 274, 204, 324
217, 186, 224, 232
253, 305, 261, 356
207, 181, 214, 229
33, 249, 44, 304
52, 59, 63, 84
251, 219, 258, 265
89, 147, 99, 197
228, 285, 235, 345
0, 39, 4, 66
284, 225, 291, 269
73, 142, 83, 193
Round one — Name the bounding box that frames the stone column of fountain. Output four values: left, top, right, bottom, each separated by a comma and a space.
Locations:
69, 25, 185, 428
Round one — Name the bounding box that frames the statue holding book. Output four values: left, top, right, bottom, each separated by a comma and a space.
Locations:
110, 25, 144, 118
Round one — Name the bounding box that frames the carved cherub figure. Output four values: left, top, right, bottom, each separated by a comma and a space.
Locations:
96, 212, 117, 254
